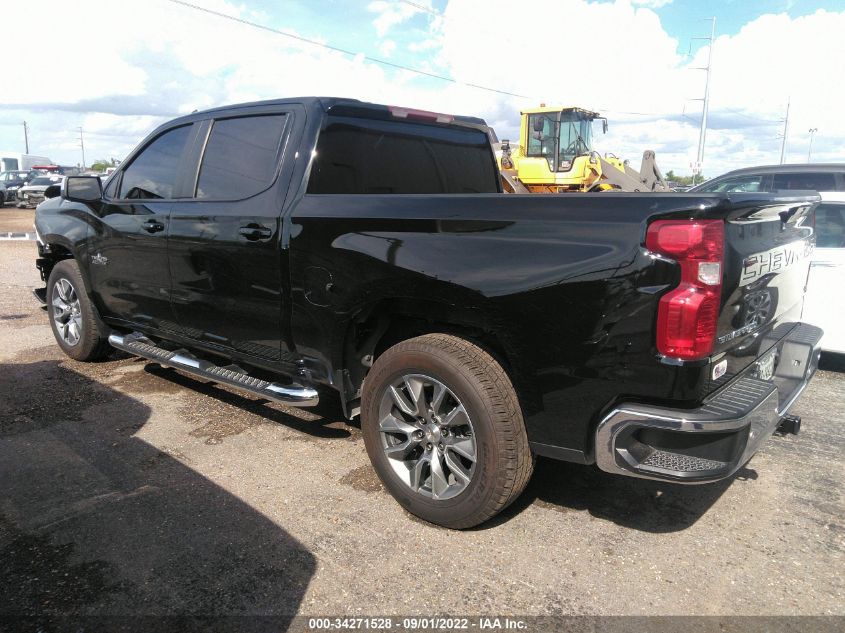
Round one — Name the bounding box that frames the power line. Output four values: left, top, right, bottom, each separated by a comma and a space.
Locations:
396, 0, 441, 17
721, 107, 780, 124
163, 0, 531, 99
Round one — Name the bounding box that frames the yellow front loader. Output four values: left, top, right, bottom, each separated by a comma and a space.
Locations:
498, 106, 670, 193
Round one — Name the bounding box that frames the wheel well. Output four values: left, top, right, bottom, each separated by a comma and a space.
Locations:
341, 299, 538, 415
37, 243, 74, 283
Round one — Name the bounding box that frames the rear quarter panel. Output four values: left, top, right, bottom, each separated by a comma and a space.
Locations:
288, 193, 743, 457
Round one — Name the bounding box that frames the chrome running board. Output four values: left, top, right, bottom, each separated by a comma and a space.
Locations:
108, 332, 319, 407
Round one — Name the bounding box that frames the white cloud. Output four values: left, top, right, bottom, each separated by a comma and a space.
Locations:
687, 9, 845, 167
631, 0, 673, 8
1, 0, 843, 176
367, 0, 428, 37
408, 38, 441, 53
379, 39, 397, 57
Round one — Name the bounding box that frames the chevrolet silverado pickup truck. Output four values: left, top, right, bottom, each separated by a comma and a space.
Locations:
33, 97, 823, 529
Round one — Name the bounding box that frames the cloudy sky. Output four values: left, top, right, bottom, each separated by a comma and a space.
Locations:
2, 0, 843, 178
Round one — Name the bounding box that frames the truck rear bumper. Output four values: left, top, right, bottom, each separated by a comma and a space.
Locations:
594, 322, 823, 483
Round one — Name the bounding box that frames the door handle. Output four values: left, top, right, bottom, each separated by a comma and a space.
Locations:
239, 224, 273, 241
142, 220, 165, 233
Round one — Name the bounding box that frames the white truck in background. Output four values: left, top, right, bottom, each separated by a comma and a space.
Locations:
0, 153, 53, 172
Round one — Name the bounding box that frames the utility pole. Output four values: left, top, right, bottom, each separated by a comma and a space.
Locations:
22, 121, 30, 153
78, 127, 86, 169
691, 17, 716, 186
779, 98, 790, 164
807, 127, 818, 162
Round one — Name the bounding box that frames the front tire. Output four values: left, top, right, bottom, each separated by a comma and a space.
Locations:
47, 259, 110, 361
361, 334, 533, 529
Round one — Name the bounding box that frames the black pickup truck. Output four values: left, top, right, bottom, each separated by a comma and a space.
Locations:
34, 97, 822, 528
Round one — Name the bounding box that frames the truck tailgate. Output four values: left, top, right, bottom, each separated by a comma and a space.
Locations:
714, 193, 818, 378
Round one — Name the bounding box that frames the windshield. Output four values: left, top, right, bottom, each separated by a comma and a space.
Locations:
30, 177, 54, 186
525, 110, 594, 171
558, 110, 593, 163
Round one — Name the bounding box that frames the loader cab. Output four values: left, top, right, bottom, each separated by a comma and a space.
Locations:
523, 107, 605, 173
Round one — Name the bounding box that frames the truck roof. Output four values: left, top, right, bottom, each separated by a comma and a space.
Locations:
519, 106, 601, 118
172, 96, 490, 132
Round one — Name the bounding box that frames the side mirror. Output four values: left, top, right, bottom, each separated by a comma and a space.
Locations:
44, 184, 61, 199
532, 117, 545, 133
64, 176, 102, 203
601, 118, 608, 134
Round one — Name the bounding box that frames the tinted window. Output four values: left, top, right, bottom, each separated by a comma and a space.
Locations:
196, 114, 287, 199
697, 175, 763, 193
772, 172, 837, 191
119, 124, 192, 199
307, 116, 498, 194
815, 203, 845, 248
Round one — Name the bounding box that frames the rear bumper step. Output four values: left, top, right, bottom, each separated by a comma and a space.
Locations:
108, 333, 319, 407
595, 322, 822, 483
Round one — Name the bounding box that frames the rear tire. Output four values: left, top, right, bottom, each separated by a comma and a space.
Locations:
361, 334, 533, 529
47, 259, 111, 362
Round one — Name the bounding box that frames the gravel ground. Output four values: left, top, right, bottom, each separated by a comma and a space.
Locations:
0, 215, 843, 625
0, 205, 36, 233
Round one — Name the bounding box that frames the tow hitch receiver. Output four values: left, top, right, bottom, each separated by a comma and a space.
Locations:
777, 415, 801, 435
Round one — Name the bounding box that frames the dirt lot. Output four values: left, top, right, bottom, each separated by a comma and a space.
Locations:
0, 207, 843, 624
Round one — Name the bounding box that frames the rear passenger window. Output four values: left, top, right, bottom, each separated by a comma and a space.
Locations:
772, 172, 837, 191
196, 114, 287, 199
119, 124, 192, 199
307, 116, 499, 194
815, 203, 845, 248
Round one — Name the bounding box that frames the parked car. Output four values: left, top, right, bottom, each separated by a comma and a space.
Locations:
802, 192, 845, 354
0, 169, 34, 202
33, 97, 823, 528
16, 174, 63, 208
690, 164, 845, 193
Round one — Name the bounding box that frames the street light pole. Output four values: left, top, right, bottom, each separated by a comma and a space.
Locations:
808, 128, 818, 162
23, 121, 29, 153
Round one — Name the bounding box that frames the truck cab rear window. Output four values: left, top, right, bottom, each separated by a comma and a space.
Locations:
307, 116, 498, 194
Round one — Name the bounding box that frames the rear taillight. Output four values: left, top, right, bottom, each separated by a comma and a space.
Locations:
646, 219, 725, 360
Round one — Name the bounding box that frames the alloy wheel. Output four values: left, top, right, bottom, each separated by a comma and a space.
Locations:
52, 278, 83, 346
377, 373, 477, 500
